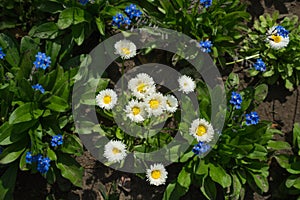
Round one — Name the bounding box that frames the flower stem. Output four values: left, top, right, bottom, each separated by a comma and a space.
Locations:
226, 54, 260, 65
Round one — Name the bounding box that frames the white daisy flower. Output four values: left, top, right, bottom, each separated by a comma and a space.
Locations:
266, 26, 289, 49
178, 75, 196, 94
103, 140, 127, 163
128, 73, 156, 99
189, 118, 214, 143
96, 89, 118, 109
146, 163, 168, 186
124, 100, 147, 123
144, 93, 166, 117
114, 39, 137, 59
165, 95, 178, 113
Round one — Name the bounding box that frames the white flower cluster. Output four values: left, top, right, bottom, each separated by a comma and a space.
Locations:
125, 73, 179, 123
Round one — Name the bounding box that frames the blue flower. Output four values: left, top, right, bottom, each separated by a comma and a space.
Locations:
230, 92, 242, 109
253, 58, 266, 72
192, 141, 211, 156
199, 40, 212, 53
51, 134, 63, 147
275, 26, 289, 38
0, 47, 6, 59
112, 13, 127, 28
200, 0, 213, 8
124, 4, 143, 19
26, 151, 33, 164
32, 84, 45, 94
245, 111, 260, 125
32, 154, 42, 162
37, 156, 51, 174
33, 52, 51, 70
79, 0, 89, 5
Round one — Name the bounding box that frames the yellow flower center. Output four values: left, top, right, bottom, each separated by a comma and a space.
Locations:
132, 106, 141, 115
271, 35, 282, 43
137, 83, 146, 93
112, 147, 121, 154
149, 99, 160, 109
151, 170, 161, 179
121, 47, 131, 55
103, 95, 112, 104
196, 125, 207, 136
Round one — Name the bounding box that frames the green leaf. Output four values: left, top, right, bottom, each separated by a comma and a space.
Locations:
163, 182, 176, 200
274, 154, 290, 169
267, 140, 291, 151
177, 166, 191, 190
254, 84, 268, 103
248, 172, 269, 193
200, 175, 217, 200
95, 17, 105, 36
56, 153, 83, 188
0, 162, 18, 200
43, 95, 69, 112
9, 103, 43, 124
72, 23, 85, 46
0, 140, 26, 164
47, 148, 57, 161
0, 33, 20, 68
46, 40, 61, 65
226, 72, 239, 90
293, 123, 300, 152
209, 163, 232, 188
60, 134, 83, 156
57, 7, 89, 29
28, 22, 59, 39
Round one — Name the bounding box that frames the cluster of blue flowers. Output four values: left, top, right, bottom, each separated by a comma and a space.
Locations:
199, 40, 213, 53
245, 111, 260, 126
230, 92, 242, 109
112, 4, 142, 28
26, 152, 51, 174
0, 47, 6, 59
33, 52, 51, 70
192, 141, 211, 156
253, 58, 266, 72
124, 4, 143, 19
200, 0, 213, 8
275, 25, 289, 38
32, 83, 45, 94
51, 134, 63, 147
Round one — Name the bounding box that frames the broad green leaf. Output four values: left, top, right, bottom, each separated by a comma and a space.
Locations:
209, 163, 232, 188
0, 33, 20, 68
43, 95, 69, 112
46, 40, 61, 65
163, 182, 176, 200
254, 84, 268, 103
293, 123, 300, 153
29, 22, 59, 39
57, 7, 90, 29
0, 140, 26, 164
274, 154, 290, 169
95, 17, 105, 36
267, 140, 291, 151
56, 153, 83, 188
200, 175, 217, 200
0, 162, 18, 200
61, 134, 83, 156
248, 172, 269, 193
177, 166, 191, 190
9, 103, 43, 124
226, 72, 239, 90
